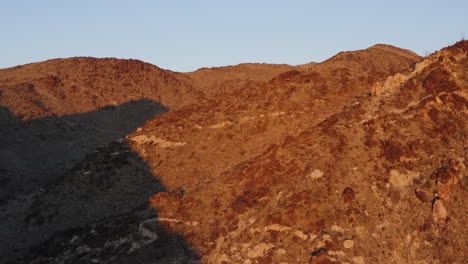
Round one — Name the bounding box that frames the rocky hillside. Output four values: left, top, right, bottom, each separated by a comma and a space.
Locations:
0, 100, 168, 201
1, 140, 199, 263
127, 44, 421, 195
142, 41, 467, 263
0, 58, 198, 119
180, 63, 294, 97
0, 44, 420, 120
2, 42, 464, 264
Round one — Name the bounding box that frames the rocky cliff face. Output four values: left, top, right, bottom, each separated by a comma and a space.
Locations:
1, 42, 465, 264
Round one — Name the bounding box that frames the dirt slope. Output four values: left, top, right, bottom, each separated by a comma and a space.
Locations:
143, 41, 467, 263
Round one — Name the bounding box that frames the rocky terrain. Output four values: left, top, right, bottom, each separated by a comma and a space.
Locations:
0, 100, 168, 201
0, 57, 196, 119
143, 41, 467, 263
4, 140, 198, 263
0, 41, 465, 263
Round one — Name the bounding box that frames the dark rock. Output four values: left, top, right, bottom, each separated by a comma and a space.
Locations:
415, 188, 432, 203
342, 187, 356, 203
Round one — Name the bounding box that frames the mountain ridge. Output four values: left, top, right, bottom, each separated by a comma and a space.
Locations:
1, 43, 420, 119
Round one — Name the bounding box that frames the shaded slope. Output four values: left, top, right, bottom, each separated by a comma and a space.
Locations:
146, 41, 467, 263
0, 99, 167, 200
0, 140, 199, 263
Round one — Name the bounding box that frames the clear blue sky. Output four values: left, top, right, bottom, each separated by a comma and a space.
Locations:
1, 0, 467, 72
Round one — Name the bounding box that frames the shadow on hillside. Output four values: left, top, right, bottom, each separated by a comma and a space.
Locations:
0, 101, 200, 263
0, 99, 167, 201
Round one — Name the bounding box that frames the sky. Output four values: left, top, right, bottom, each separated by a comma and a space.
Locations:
1, 0, 467, 72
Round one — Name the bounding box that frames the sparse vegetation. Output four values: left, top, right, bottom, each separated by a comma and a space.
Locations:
0, 41, 466, 263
